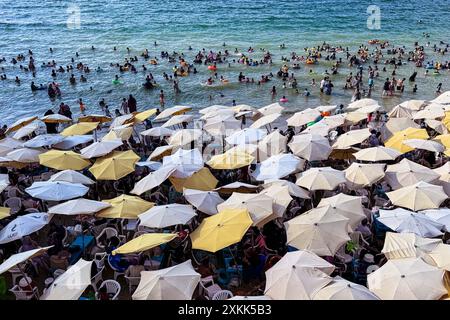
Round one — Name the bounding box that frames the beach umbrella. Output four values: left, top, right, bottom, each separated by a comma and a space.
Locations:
6, 116, 38, 134
399, 100, 427, 111
0, 212, 51, 244
39, 150, 91, 170
427, 244, 450, 271
200, 108, 235, 121
162, 115, 193, 128
190, 208, 252, 252
260, 185, 293, 218
23, 134, 65, 148
347, 98, 378, 111
386, 181, 447, 212
61, 122, 99, 136
154, 105, 192, 121
286, 108, 321, 127
385, 158, 440, 189
253, 153, 303, 181
131, 165, 176, 195
40, 114, 72, 123
6, 147, 43, 163
332, 128, 371, 149
382, 117, 420, 141
225, 128, 266, 145
356, 104, 383, 114
136, 161, 162, 171
227, 144, 259, 161
49, 169, 95, 185
138, 204, 197, 228
381, 232, 441, 260
80, 139, 123, 159
147, 145, 174, 161
431, 91, 450, 105
421, 208, 450, 231
25, 181, 89, 201
250, 113, 282, 130
201, 104, 233, 114
285, 207, 350, 256
257, 102, 284, 116
89, 150, 139, 180
217, 192, 273, 226
183, 188, 224, 215
103, 124, 133, 142
132, 259, 200, 300
53, 135, 93, 150
97, 194, 154, 219
353, 146, 401, 162
413, 107, 445, 120
367, 257, 446, 300
162, 148, 203, 179
48, 198, 111, 215
296, 167, 346, 191
378, 208, 444, 238
345, 112, 367, 124
112, 233, 177, 255
0, 137, 23, 156
257, 130, 287, 161
0, 207, 11, 219
141, 127, 174, 137
403, 139, 445, 153
214, 182, 259, 194
42, 259, 93, 300
315, 105, 337, 113
0, 157, 28, 169
207, 149, 254, 170
317, 194, 366, 228
264, 250, 334, 300
169, 167, 218, 193
132, 108, 157, 123
344, 163, 385, 188
288, 134, 331, 161
203, 117, 241, 137
385, 128, 429, 153
168, 129, 202, 147
12, 123, 40, 140
329, 147, 358, 160
0, 246, 52, 275
313, 276, 380, 300
425, 119, 448, 135
443, 112, 450, 131
78, 114, 112, 123
262, 179, 310, 199
301, 122, 331, 137
434, 134, 450, 149
111, 114, 134, 129
321, 114, 347, 128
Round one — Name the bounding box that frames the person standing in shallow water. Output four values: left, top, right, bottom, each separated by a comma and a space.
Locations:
159, 90, 165, 108
127, 94, 137, 113
121, 98, 128, 114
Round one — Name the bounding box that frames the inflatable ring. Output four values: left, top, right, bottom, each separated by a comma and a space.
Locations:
208, 65, 217, 71
306, 59, 315, 65
150, 60, 157, 65
280, 98, 288, 103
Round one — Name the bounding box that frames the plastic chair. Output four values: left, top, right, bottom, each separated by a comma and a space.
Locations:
8, 267, 24, 286
106, 255, 125, 281
4, 197, 22, 214
91, 266, 104, 291
7, 187, 22, 198
9, 285, 39, 300
212, 290, 233, 300
94, 252, 107, 269
53, 269, 65, 278
95, 227, 118, 250
199, 276, 222, 300
95, 280, 121, 300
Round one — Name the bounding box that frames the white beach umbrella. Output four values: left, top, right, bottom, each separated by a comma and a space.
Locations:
203, 117, 241, 136
42, 259, 93, 300
132, 260, 200, 300
161, 115, 193, 128
250, 113, 282, 129
425, 119, 448, 135
48, 198, 111, 215
136, 161, 162, 171
296, 167, 346, 191
301, 122, 332, 137
183, 188, 224, 215
286, 108, 321, 127
377, 208, 444, 238
154, 105, 192, 121
264, 250, 334, 300
433, 162, 450, 196
253, 153, 303, 181
0, 137, 23, 156
285, 207, 350, 256
23, 134, 65, 148
386, 181, 447, 211
431, 91, 450, 105
288, 134, 331, 161
162, 148, 203, 179
257, 102, 284, 116
413, 107, 445, 120
25, 181, 89, 201
53, 135, 93, 150
367, 257, 446, 300
0, 212, 51, 244
110, 114, 134, 128
403, 139, 445, 153
344, 163, 385, 188
49, 170, 95, 185
131, 165, 176, 195
381, 232, 441, 260
427, 243, 450, 271
262, 179, 310, 199
225, 128, 267, 145
385, 158, 440, 189
168, 129, 203, 147
6, 147, 44, 163
332, 128, 371, 149
260, 185, 293, 218
139, 204, 197, 228
0, 174, 9, 193
12, 123, 40, 140
420, 208, 450, 232
147, 145, 174, 161
347, 98, 378, 110
257, 130, 288, 161
353, 146, 401, 162
141, 127, 174, 137
317, 194, 366, 228
0, 246, 52, 275
80, 139, 123, 159
313, 276, 380, 300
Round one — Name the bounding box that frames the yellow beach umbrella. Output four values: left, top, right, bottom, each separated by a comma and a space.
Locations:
78, 114, 112, 123
97, 194, 154, 219
190, 208, 252, 252
6, 116, 38, 134
442, 112, 450, 131
0, 207, 10, 220
0, 157, 28, 169
112, 233, 177, 255
39, 150, 91, 171
207, 149, 254, 169
61, 122, 99, 136
434, 134, 450, 149
132, 108, 157, 124
89, 150, 139, 180
385, 127, 429, 153
169, 167, 218, 192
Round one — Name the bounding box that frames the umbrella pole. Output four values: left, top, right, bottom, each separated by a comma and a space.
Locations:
94, 129, 98, 142
17, 263, 39, 300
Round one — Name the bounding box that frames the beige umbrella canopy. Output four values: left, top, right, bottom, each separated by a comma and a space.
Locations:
332, 128, 371, 149
262, 179, 310, 199
6, 147, 44, 163
260, 185, 293, 218
381, 232, 442, 260
353, 146, 401, 162
347, 98, 378, 111
49, 170, 95, 185
154, 105, 192, 121
296, 167, 346, 191
213, 182, 259, 194
313, 276, 380, 300
288, 134, 331, 161
402, 139, 445, 153
48, 198, 111, 215
131, 165, 177, 195
317, 193, 366, 228
203, 117, 241, 136
217, 192, 273, 226
384, 158, 440, 189
386, 181, 447, 211
147, 145, 174, 161
0, 246, 52, 275
140, 127, 174, 137
301, 121, 331, 137
413, 107, 445, 120
381, 117, 419, 141
344, 163, 385, 188
0, 137, 23, 156
425, 119, 448, 135
257, 102, 284, 116
161, 114, 193, 128
427, 243, 450, 271
285, 206, 350, 256
227, 144, 258, 162
250, 113, 282, 129
264, 250, 334, 300
80, 139, 123, 159
367, 257, 446, 300
257, 130, 287, 161
431, 91, 450, 105
168, 129, 203, 147
286, 108, 321, 127
12, 123, 40, 140
433, 162, 450, 196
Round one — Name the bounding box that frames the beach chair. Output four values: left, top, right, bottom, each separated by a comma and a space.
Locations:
91, 266, 105, 291
95, 280, 121, 300
95, 227, 118, 251
9, 285, 39, 300
212, 290, 233, 300
4, 197, 22, 214
199, 276, 222, 300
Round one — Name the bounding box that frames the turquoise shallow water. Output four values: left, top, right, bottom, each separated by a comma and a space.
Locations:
0, 0, 449, 124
